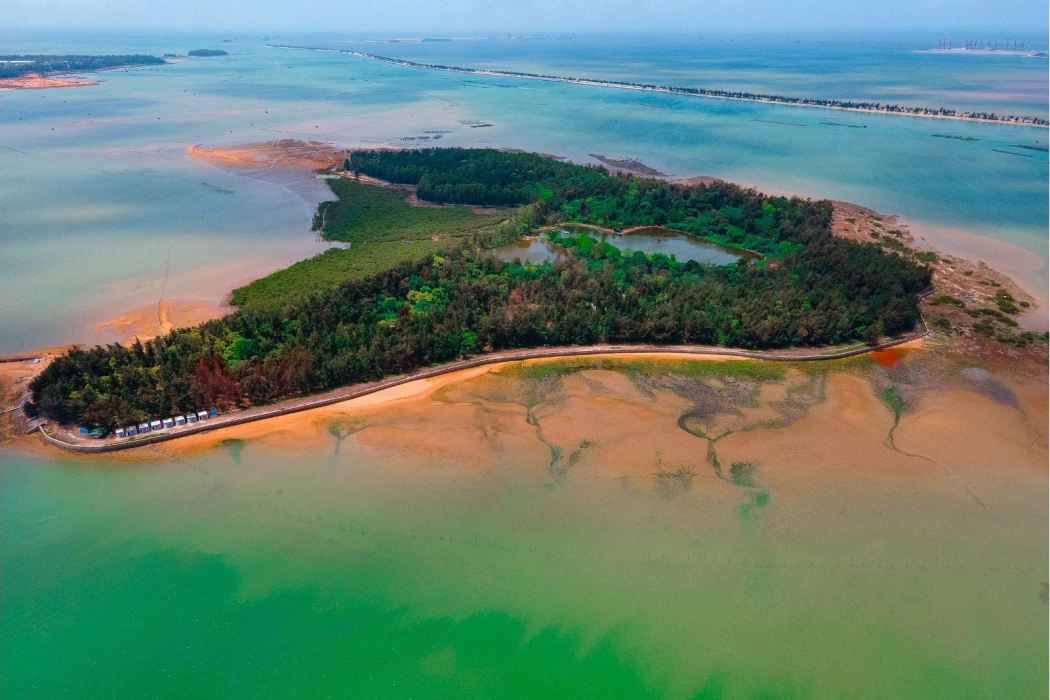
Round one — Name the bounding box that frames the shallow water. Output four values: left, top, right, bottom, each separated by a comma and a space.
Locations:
2, 359, 1046, 698
1, 31, 1047, 352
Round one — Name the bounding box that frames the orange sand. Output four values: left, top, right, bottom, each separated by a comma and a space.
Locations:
187, 140, 344, 171
108, 351, 1044, 492
95, 299, 229, 343
0, 74, 97, 90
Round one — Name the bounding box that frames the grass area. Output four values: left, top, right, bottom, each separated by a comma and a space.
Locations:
316, 178, 503, 244
231, 178, 505, 308
929, 294, 965, 307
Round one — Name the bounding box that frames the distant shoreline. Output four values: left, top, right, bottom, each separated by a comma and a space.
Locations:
265, 44, 1049, 128
0, 54, 167, 89
918, 48, 1048, 58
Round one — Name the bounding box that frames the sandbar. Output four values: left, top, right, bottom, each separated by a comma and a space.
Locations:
0, 73, 98, 90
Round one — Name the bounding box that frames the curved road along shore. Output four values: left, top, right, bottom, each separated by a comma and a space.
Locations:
38, 331, 927, 454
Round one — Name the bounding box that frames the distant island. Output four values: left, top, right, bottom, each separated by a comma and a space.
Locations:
0, 54, 166, 89
921, 41, 1048, 58
267, 44, 1048, 127
187, 49, 229, 57
0, 54, 166, 78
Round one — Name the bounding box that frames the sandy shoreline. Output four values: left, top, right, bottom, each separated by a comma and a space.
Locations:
16, 345, 1044, 512
829, 201, 1046, 339
0, 73, 98, 90
187, 141, 346, 171
94, 298, 230, 342
32, 337, 932, 454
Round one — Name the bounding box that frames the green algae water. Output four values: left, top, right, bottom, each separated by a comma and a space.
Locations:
2, 447, 1044, 697
2, 361, 1047, 698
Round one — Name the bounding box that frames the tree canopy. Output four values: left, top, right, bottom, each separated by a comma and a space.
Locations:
32, 148, 931, 428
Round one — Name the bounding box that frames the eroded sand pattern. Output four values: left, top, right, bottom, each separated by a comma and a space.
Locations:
3, 349, 1046, 697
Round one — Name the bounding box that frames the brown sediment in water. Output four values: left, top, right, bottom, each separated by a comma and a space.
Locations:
7, 347, 1046, 558
160, 364, 503, 459
66, 351, 1042, 496
0, 74, 98, 90
895, 384, 1047, 475
161, 351, 1045, 523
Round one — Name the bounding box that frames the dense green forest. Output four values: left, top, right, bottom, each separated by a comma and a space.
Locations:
32, 148, 931, 428
0, 55, 166, 78
352, 148, 802, 255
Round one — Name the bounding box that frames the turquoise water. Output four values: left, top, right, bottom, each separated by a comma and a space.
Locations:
0, 31, 1047, 353
346, 33, 1050, 117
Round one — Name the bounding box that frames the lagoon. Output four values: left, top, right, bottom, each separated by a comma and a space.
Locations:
494, 226, 751, 265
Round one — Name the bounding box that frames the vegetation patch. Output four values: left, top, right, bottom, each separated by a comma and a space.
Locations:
655, 465, 697, 496
881, 387, 906, 422
993, 290, 1020, 314
232, 179, 504, 308
930, 317, 952, 332
729, 461, 758, 488
929, 294, 965, 307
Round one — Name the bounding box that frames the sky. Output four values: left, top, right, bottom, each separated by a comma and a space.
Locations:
2, 0, 1047, 35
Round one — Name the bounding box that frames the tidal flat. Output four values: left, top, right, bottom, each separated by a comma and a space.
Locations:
3, 350, 1045, 698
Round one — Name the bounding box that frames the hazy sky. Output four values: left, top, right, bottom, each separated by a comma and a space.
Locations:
3, 0, 1048, 34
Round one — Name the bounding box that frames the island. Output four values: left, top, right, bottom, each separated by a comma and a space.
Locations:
29, 147, 944, 437
0, 54, 167, 89
187, 49, 230, 57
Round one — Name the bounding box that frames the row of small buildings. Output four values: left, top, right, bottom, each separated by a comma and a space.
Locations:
113, 408, 218, 439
